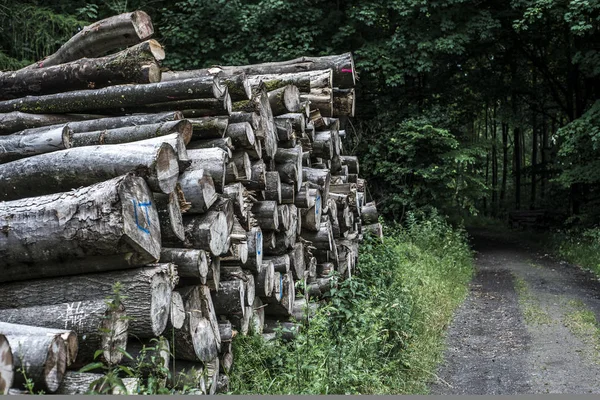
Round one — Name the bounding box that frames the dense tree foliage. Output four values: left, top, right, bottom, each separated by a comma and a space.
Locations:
2, 0, 599, 225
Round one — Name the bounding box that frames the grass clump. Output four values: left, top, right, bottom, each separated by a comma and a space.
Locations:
562, 299, 600, 364
228, 211, 474, 394
513, 275, 553, 325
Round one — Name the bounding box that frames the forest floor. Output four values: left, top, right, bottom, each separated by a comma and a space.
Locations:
430, 229, 600, 395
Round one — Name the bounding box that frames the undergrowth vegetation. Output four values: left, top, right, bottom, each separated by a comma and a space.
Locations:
228, 212, 473, 394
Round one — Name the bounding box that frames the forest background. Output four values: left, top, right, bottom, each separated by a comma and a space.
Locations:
2, 0, 600, 227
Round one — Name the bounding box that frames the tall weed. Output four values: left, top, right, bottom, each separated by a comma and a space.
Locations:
229, 211, 473, 394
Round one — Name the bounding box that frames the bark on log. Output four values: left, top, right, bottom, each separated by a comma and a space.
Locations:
313, 130, 333, 159
0, 334, 13, 395
225, 122, 255, 149
0, 141, 179, 200
188, 148, 228, 192
0, 300, 127, 368
154, 191, 185, 243
252, 201, 280, 231
133, 95, 231, 117
265, 171, 282, 203
274, 113, 305, 133
0, 124, 72, 163
27, 11, 154, 69
268, 85, 300, 115
274, 118, 293, 141
246, 69, 333, 92
70, 120, 191, 148
265, 254, 290, 274
0, 40, 164, 100
0, 174, 161, 282
3, 329, 66, 393
339, 155, 359, 174
303, 167, 330, 204
211, 280, 245, 319
301, 222, 334, 251
228, 111, 260, 129
281, 183, 295, 204
178, 168, 218, 214
301, 203, 322, 232
218, 321, 233, 343
160, 248, 209, 283
214, 53, 356, 89
301, 88, 333, 117
0, 264, 175, 338
163, 70, 252, 102
175, 212, 230, 257
0, 77, 222, 114
188, 137, 233, 152
225, 161, 239, 185
0, 112, 104, 135
189, 117, 229, 140
245, 160, 267, 191
274, 145, 304, 188
207, 256, 221, 291
222, 183, 253, 225
333, 88, 355, 117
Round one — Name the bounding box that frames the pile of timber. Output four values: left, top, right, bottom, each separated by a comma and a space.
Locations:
0, 10, 381, 396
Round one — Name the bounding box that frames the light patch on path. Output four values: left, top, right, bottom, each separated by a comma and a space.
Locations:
430, 230, 600, 394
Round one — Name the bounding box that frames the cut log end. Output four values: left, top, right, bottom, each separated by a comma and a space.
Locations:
0, 334, 13, 395
101, 303, 129, 365
45, 336, 68, 393
155, 142, 180, 194
131, 10, 154, 40
150, 273, 173, 336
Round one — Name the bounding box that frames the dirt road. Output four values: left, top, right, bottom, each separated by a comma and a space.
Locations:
430, 230, 600, 395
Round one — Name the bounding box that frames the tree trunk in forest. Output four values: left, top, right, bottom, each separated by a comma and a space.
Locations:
0, 300, 127, 368
500, 122, 509, 203
2, 328, 66, 393
26, 11, 154, 69
0, 40, 164, 100
0, 264, 175, 338
0, 76, 222, 114
0, 174, 161, 281
0, 124, 72, 163
0, 334, 13, 395
0, 141, 178, 200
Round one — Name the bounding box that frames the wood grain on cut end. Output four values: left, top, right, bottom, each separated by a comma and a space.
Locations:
0, 334, 13, 395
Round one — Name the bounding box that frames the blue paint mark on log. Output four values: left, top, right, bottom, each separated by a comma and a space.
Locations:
316, 195, 321, 215
257, 231, 262, 256
279, 273, 283, 301
132, 199, 151, 234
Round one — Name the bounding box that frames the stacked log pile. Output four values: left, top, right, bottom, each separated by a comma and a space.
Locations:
0, 10, 381, 396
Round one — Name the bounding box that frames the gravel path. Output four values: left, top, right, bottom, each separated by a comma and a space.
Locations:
430, 230, 600, 394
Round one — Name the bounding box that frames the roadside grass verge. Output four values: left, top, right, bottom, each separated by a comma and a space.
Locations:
228, 212, 474, 394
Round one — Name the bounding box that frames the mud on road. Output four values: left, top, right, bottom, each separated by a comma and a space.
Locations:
430, 230, 600, 395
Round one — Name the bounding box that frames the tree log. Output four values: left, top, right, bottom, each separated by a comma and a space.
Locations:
246, 69, 332, 92
268, 85, 300, 115
137, 95, 231, 117
27, 11, 154, 69
265, 255, 290, 274
333, 88, 355, 117
188, 148, 228, 192
265, 171, 282, 203
0, 112, 103, 135
168, 291, 186, 330
0, 300, 127, 368
222, 182, 253, 225
263, 270, 295, 317
225, 122, 255, 149
303, 167, 330, 204
243, 227, 263, 274
313, 130, 333, 159
232, 151, 252, 181
301, 204, 322, 232
55, 372, 139, 394
281, 183, 295, 204
302, 222, 334, 251
188, 137, 233, 152
301, 88, 333, 117
274, 118, 293, 141
0, 141, 178, 200
178, 168, 217, 214
0, 77, 222, 114
175, 212, 230, 257
0, 124, 72, 163
70, 120, 191, 149
215, 53, 355, 89
289, 242, 306, 280
274, 113, 305, 133
163, 70, 251, 102
207, 256, 221, 291
252, 201, 280, 231
211, 280, 245, 319
244, 160, 267, 191
250, 297, 265, 335
0, 334, 13, 395
0, 40, 164, 100
0, 174, 161, 282
0, 264, 175, 338
274, 145, 303, 188
2, 328, 66, 393
160, 248, 209, 283
189, 117, 229, 140
154, 192, 185, 243
256, 260, 275, 298
339, 155, 359, 174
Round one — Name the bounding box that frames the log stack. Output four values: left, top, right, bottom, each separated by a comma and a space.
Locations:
0, 10, 380, 395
